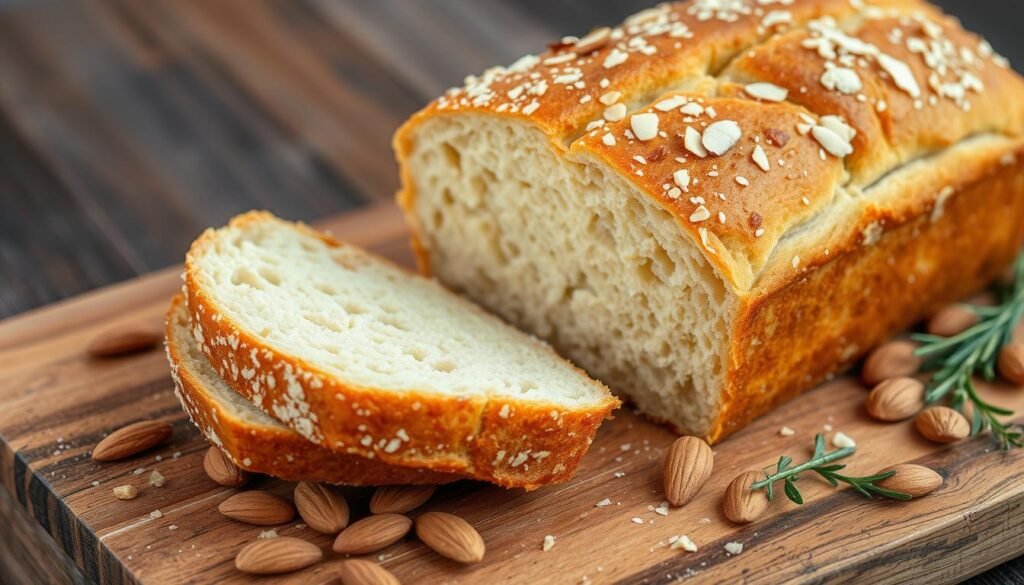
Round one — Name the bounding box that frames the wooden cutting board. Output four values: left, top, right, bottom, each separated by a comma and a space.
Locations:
1, 205, 1022, 585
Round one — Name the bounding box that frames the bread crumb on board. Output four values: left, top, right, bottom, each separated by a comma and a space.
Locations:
670, 535, 698, 552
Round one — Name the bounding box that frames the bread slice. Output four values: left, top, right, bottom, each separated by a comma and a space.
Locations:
183, 212, 618, 489
393, 0, 1024, 441
166, 295, 460, 485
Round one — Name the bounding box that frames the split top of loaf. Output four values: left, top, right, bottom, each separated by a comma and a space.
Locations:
184, 212, 618, 489
396, 0, 1024, 292
394, 0, 1024, 441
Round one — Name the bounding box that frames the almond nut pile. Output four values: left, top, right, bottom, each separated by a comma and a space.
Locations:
210, 449, 484, 578
862, 296, 1024, 445
92, 428, 482, 582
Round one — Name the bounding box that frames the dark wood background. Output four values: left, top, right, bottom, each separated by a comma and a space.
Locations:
0, 1, 1021, 582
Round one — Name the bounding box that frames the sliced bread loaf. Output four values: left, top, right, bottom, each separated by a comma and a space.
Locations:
183, 212, 618, 489
166, 295, 460, 485
393, 1, 1024, 441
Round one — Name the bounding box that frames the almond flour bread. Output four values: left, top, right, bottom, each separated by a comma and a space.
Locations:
183, 212, 618, 489
166, 295, 460, 485
395, 0, 1024, 442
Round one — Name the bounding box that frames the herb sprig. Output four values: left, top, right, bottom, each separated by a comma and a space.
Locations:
911, 253, 1024, 450
750, 434, 911, 503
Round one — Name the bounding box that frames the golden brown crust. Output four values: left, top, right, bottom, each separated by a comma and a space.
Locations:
165, 296, 462, 486
724, 11, 1024, 187
183, 213, 619, 490
712, 143, 1024, 441
395, 0, 1023, 292
575, 94, 846, 289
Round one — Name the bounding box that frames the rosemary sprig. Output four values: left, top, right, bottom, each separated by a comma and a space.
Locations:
750, 434, 911, 503
910, 253, 1024, 450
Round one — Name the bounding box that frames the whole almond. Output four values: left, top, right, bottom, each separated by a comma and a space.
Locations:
876, 464, 943, 498
915, 406, 970, 444
370, 485, 436, 515
235, 537, 322, 575
723, 470, 770, 524
333, 514, 412, 555
926, 305, 978, 337
416, 512, 485, 564
87, 325, 161, 358
663, 436, 714, 507
998, 342, 1024, 385
866, 377, 925, 422
203, 447, 250, 487
92, 420, 173, 462
862, 340, 922, 386
219, 491, 296, 526
337, 559, 401, 585
295, 482, 349, 534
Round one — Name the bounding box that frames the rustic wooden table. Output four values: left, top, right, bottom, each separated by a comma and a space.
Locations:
1, 1, 1022, 583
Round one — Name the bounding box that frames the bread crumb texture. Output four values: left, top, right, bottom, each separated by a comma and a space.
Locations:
182, 215, 618, 489
396, 0, 1024, 441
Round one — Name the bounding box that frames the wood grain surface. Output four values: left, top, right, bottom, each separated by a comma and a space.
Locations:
1, 207, 1023, 584
1, 0, 1024, 583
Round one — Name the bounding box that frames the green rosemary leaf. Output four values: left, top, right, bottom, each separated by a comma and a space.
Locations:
813, 468, 840, 488
813, 434, 826, 459
784, 478, 803, 504
777, 455, 792, 474
914, 251, 1024, 449
865, 484, 913, 501
849, 470, 897, 484
846, 480, 873, 498
751, 435, 907, 505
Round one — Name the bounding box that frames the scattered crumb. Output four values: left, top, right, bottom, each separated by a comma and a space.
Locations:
132, 467, 146, 476
832, 432, 856, 449
619, 443, 632, 451
614, 472, 626, 478
149, 510, 163, 519
779, 426, 795, 437
168, 525, 178, 531
154, 455, 163, 462
654, 503, 669, 516
113, 485, 138, 500
595, 498, 612, 507
724, 542, 744, 555
823, 424, 833, 432
148, 470, 166, 488
172, 451, 182, 459
91, 481, 101, 487
670, 535, 698, 552
258, 530, 278, 540
631, 517, 645, 524
294, 523, 307, 530
543, 535, 556, 552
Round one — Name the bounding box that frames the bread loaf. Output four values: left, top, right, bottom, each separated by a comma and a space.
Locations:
394, 0, 1024, 441
165, 295, 461, 485
183, 212, 618, 489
